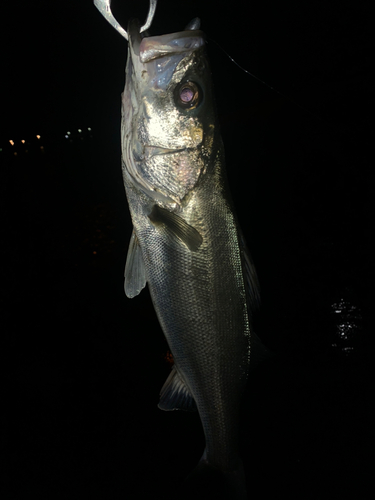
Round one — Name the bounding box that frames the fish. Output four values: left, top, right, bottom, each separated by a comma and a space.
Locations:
94, 1, 261, 498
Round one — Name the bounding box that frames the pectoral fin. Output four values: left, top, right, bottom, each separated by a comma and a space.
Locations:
148, 205, 203, 251
158, 365, 197, 412
124, 229, 147, 298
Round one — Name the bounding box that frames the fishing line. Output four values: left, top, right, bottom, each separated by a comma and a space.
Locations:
206, 36, 323, 123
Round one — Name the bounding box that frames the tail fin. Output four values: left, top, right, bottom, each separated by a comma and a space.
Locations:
184, 452, 248, 500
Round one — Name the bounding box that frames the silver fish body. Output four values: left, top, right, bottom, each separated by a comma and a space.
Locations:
121, 19, 259, 481
95, 3, 260, 495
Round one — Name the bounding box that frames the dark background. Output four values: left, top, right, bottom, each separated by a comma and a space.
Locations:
2, 1, 374, 498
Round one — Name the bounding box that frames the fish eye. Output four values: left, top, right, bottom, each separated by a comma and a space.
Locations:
175, 81, 201, 110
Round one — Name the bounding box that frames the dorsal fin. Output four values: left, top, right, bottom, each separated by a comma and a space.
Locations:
239, 233, 274, 368
239, 232, 260, 311
158, 365, 197, 412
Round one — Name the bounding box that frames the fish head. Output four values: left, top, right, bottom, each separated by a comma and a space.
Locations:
121, 20, 220, 207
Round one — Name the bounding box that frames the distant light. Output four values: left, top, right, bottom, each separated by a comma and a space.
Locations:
14, 152, 17, 156
67, 131, 71, 135
0, 148, 3, 152
9, 140, 14, 146
36, 135, 41, 139
93, 251, 97, 255
343, 347, 354, 353
40, 146, 44, 150
88, 127, 91, 131
65, 135, 69, 139
21, 140, 25, 144
78, 129, 82, 133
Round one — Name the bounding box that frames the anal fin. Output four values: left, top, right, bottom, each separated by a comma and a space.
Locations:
158, 365, 197, 412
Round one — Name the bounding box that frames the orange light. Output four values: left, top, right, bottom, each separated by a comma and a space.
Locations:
9, 140, 14, 146
21, 140, 25, 144
36, 135, 41, 139
164, 351, 174, 365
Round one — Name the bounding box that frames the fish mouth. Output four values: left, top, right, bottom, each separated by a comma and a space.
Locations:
144, 145, 186, 159
128, 18, 143, 56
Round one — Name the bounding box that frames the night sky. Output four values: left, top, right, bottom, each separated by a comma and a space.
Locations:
2, 1, 375, 499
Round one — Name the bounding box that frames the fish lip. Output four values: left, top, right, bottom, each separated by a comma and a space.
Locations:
143, 145, 186, 158
128, 18, 142, 56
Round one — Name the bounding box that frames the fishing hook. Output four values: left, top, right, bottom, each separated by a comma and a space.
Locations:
94, 0, 157, 40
